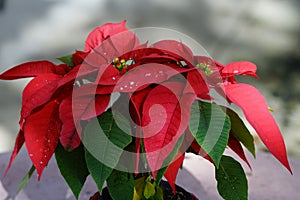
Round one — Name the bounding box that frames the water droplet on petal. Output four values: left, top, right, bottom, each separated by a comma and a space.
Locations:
29, 154, 33, 157
112, 77, 116, 80
130, 81, 135, 86
145, 73, 151, 77
120, 87, 124, 91
233, 70, 239, 73
40, 161, 43, 165
48, 140, 51, 143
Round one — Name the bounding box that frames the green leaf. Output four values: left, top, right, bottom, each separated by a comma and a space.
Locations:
226, 108, 255, 157
151, 186, 164, 200
17, 165, 35, 194
215, 156, 248, 200
107, 169, 134, 200
83, 110, 132, 193
143, 179, 156, 199
134, 176, 147, 200
155, 134, 185, 185
189, 101, 231, 167
55, 143, 89, 199
57, 54, 74, 68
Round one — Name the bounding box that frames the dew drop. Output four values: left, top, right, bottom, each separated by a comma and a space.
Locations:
120, 87, 124, 91
29, 154, 33, 157
233, 70, 239, 73
145, 73, 151, 77
40, 161, 43, 165
112, 77, 116, 80
130, 81, 135, 86
47, 139, 51, 143
124, 85, 128, 88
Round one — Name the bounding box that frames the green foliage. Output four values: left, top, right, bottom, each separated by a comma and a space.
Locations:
215, 156, 248, 200
17, 165, 35, 194
107, 169, 134, 200
55, 144, 89, 199
143, 178, 156, 199
57, 54, 74, 68
226, 108, 255, 157
83, 110, 132, 193
189, 101, 231, 167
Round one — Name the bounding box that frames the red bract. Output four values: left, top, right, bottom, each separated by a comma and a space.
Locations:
142, 82, 195, 178
0, 61, 69, 80
164, 152, 185, 193
227, 134, 251, 169
24, 100, 61, 179
59, 96, 81, 151
225, 83, 291, 172
221, 61, 258, 79
85, 20, 129, 51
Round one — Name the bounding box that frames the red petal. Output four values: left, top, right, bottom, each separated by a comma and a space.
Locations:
21, 64, 98, 122
21, 74, 61, 126
222, 61, 258, 78
80, 95, 110, 120
142, 82, 195, 178
164, 153, 185, 194
74, 83, 115, 96
227, 134, 251, 169
129, 88, 152, 173
152, 40, 194, 66
72, 50, 90, 66
57, 64, 97, 88
4, 130, 25, 175
59, 97, 81, 151
186, 69, 211, 99
24, 101, 61, 179
85, 20, 128, 51
225, 83, 291, 173
0, 61, 57, 80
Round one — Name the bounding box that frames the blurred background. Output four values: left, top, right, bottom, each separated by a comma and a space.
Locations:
0, 0, 299, 158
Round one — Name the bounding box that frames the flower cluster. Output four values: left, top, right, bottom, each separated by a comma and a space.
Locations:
0, 20, 291, 200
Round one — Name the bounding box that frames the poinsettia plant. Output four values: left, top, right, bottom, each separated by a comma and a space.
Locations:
0, 20, 292, 200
